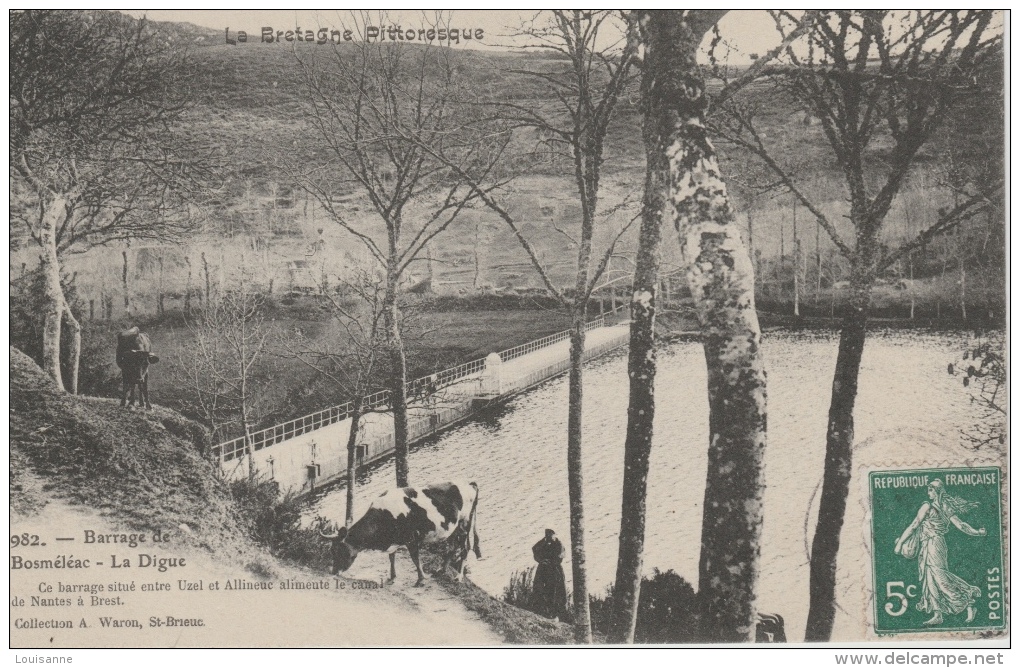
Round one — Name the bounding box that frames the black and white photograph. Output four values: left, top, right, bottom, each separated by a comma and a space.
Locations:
8, 9, 1008, 653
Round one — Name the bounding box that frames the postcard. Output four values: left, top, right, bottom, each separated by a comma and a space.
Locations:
9, 9, 1007, 650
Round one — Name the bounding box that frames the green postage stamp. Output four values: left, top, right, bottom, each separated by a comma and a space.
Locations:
869, 467, 1006, 634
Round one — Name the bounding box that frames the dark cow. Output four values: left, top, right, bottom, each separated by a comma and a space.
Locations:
116, 327, 159, 409
320, 481, 480, 586
755, 612, 787, 643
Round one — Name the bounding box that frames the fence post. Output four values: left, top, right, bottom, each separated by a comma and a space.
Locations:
480, 352, 503, 397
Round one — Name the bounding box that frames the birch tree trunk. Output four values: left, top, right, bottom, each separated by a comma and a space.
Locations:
122, 250, 130, 312
816, 223, 823, 305
909, 255, 915, 320
243, 419, 255, 482
158, 253, 166, 316
642, 11, 768, 642
794, 201, 800, 316
64, 305, 81, 396
794, 238, 802, 317
473, 221, 482, 289
39, 198, 68, 390
609, 95, 665, 641
202, 252, 211, 307
960, 262, 967, 321
184, 256, 192, 312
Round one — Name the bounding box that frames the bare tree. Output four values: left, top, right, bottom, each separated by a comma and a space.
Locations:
715, 10, 1003, 640
295, 12, 501, 488
168, 270, 275, 479
418, 10, 640, 642
10, 10, 197, 392
292, 269, 388, 526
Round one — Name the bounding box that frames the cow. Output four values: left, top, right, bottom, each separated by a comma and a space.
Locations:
116, 327, 159, 409
319, 481, 480, 586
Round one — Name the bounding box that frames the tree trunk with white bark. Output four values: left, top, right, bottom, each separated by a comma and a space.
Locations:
642, 11, 768, 642
40, 201, 66, 389
38, 196, 81, 394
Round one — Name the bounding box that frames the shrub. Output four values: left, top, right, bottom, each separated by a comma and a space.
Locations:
503, 567, 538, 612
589, 569, 700, 643
504, 567, 698, 641
229, 477, 330, 571
10, 266, 116, 395
76, 333, 121, 398
141, 307, 192, 329
11, 268, 82, 369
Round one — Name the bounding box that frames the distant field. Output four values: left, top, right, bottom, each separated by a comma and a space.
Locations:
77, 300, 575, 438
23, 261, 1001, 446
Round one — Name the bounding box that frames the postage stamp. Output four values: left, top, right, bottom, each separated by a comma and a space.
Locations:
869, 467, 1006, 634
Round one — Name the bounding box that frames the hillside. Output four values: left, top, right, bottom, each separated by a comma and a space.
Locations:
10, 12, 1001, 299
10, 346, 246, 557
19, 20, 1000, 310
9, 347, 570, 646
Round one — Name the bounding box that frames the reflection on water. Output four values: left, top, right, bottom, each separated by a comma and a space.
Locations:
307, 329, 995, 641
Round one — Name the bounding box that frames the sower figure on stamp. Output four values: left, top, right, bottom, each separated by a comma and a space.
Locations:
532, 528, 568, 621
894, 479, 986, 625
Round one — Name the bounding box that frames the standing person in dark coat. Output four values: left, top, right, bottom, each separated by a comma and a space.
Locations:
532, 529, 568, 620
116, 325, 158, 409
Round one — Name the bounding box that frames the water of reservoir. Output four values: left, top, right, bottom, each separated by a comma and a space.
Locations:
306, 329, 998, 640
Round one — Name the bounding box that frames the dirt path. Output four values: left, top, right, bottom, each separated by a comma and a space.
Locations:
10, 502, 501, 647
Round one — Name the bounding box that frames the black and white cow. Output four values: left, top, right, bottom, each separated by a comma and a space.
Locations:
320, 481, 480, 586
116, 327, 159, 409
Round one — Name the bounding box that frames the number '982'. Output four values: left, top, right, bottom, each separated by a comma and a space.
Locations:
10, 534, 41, 548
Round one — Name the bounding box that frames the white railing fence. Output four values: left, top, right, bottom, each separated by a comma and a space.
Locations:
213, 310, 628, 462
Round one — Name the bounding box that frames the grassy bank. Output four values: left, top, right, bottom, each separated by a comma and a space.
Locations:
10, 347, 251, 559
10, 348, 577, 645
421, 550, 573, 644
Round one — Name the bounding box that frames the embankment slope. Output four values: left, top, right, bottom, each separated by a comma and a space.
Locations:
9, 348, 562, 646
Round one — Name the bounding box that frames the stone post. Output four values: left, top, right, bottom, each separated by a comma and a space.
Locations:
480, 352, 503, 397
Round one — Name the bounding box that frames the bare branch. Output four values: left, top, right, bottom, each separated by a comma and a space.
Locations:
585, 210, 640, 300
712, 11, 822, 109
879, 189, 1000, 272
712, 112, 852, 257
